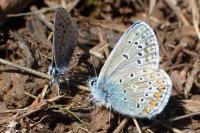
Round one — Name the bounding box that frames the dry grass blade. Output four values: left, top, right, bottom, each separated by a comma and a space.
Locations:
113, 118, 128, 133
0, 58, 51, 79
164, 0, 190, 26
184, 59, 200, 98
149, 0, 156, 15
190, 0, 200, 40
133, 118, 142, 133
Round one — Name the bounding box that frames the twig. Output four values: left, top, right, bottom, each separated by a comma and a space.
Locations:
0, 58, 51, 80
166, 111, 200, 123
113, 118, 128, 133
6, 6, 58, 18
24, 92, 37, 99
133, 118, 142, 133
52, 104, 87, 127
184, 59, 200, 98
190, 0, 200, 40
164, 0, 190, 26
170, 42, 187, 63
30, 6, 54, 30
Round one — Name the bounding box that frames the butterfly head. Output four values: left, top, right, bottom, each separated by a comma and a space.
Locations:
88, 77, 111, 107
88, 77, 97, 88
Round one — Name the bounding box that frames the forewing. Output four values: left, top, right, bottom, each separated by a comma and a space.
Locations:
98, 21, 159, 80
109, 68, 172, 118
53, 7, 78, 73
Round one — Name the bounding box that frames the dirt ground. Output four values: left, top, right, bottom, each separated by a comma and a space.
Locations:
0, 0, 200, 133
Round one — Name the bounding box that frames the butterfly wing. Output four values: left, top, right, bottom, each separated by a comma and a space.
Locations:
98, 21, 159, 80
107, 68, 172, 118
53, 7, 78, 74
95, 21, 172, 118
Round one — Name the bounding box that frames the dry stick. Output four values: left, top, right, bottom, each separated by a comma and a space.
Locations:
0, 58, 91, 92
166, 111, 200, 123
169, 42, 187, 63
184, 59, 200, 98
164, 0, 190, 26
0, 58, 51, 79
113, 118, 128, 133
149, 0, 156, 16
7, 6, 58, 18
133, 118, 142, 133
30, 6, 54, 30
190, 0, 200, 40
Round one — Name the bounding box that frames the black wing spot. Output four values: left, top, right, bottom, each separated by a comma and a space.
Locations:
138, 52, 142, 56
128, 40, 131, 44
122, 54, 129, 60
137, 103, 140, 108
130, 73, 134, 77
139, 77, 144, 81
138, 45, 143, 49
123, 90, 127, 93
148, 81, 152, 85
134, 41, 138, 45
137, 60, 142, 64
119, 79, 123, 83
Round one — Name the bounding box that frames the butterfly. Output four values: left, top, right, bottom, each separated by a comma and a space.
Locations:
49, 7, 78, 95
88, 21, 172, 118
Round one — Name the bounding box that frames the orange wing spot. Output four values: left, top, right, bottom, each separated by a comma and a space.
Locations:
156, 79, 166, 90
154, 92, 161, 100
149, 73, 156, 79
145, 47, 152, 52
143, 107, 149, 114
149, 100, 158, 108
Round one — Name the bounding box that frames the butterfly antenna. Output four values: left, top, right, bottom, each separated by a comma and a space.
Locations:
91, 56, 98, 78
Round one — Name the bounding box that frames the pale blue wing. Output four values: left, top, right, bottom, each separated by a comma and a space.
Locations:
98, 21, 159, 80
108, 68, 172, 118
91, 21, 172, 118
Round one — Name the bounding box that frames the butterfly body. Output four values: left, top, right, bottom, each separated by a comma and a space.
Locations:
48, 7, 78, 94
89, 21, 172, 118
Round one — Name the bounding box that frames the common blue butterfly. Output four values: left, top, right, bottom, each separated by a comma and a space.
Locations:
88, 21, 172, 118
49, 7, 78, 94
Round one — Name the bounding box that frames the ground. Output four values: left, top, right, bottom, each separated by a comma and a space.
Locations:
0, 0, 200, 133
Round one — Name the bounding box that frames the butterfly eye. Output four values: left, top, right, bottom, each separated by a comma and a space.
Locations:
90, 79, 97, 86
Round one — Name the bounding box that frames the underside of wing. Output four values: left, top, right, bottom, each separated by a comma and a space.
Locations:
98, 21, 159, 81
109, 68, 172, 118
53, 7, 78, 73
